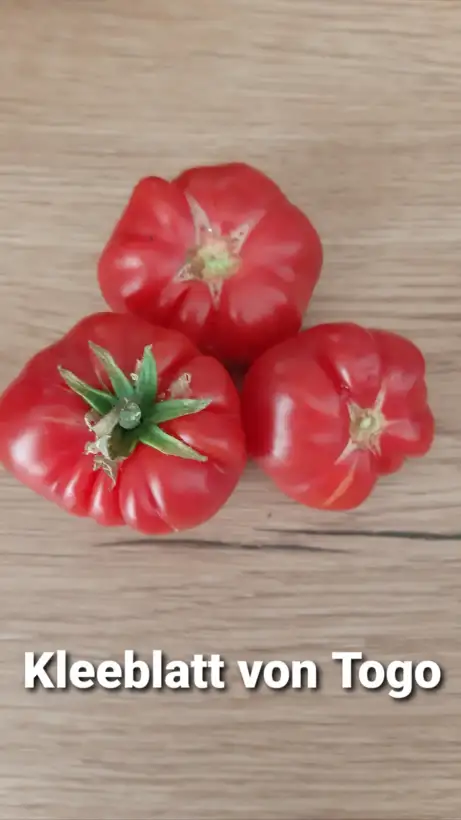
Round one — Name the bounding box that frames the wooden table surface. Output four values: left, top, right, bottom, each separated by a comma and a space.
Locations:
1, 1, 460, 818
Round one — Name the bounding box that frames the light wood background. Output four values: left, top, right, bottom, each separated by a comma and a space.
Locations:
1, 1, 460, 818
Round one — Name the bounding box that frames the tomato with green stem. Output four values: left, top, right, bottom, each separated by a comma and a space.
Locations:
97, 162, 323, 366
0, 312, 246, 534
242, 322, 434, 510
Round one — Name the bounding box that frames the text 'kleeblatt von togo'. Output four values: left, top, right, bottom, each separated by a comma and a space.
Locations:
24, 650, 443, 699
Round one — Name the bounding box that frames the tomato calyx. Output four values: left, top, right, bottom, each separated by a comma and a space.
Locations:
58, 342, 211, 484
175, 194, 257, 306
348, 393, 387, 453
176, 229, 242, 308
188, 234, 240, 280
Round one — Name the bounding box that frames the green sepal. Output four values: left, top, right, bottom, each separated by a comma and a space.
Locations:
140, 425, 207, 462
58, 366, 115, 416
106, 426, 140, 460
134, 345, 157, 411
89, 342, 134, 399
148, 398, 212, 424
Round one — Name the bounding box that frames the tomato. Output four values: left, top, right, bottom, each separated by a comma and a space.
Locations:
0, 312, 246, 534
97, 162, 323, 366
242, 322, 434, 510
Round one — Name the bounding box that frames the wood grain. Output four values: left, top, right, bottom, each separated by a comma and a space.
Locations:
1, 1, 460, 817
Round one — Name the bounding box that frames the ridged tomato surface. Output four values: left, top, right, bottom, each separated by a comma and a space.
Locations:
0, 313, 246, 533
97, 163, 323, 366
242, 323, 434, 510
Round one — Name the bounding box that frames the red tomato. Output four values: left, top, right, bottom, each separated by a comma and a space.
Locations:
97, 162, 323, 366
242, 323, 434, 510
0, 312, 246, 534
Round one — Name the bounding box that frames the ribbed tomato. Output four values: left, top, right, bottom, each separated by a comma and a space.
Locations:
97, 162, 323, 366
242, 322, 434, 510
0, 312, 246, 533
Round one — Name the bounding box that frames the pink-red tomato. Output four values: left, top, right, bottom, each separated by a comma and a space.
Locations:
0, 312, 246, 534
97, 162, 323, 366
242, 322, 434, 510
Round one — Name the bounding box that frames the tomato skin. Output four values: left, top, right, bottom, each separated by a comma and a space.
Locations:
0, 312, 246, 534
97, 163, 323, 366
242, 323, 434, 510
